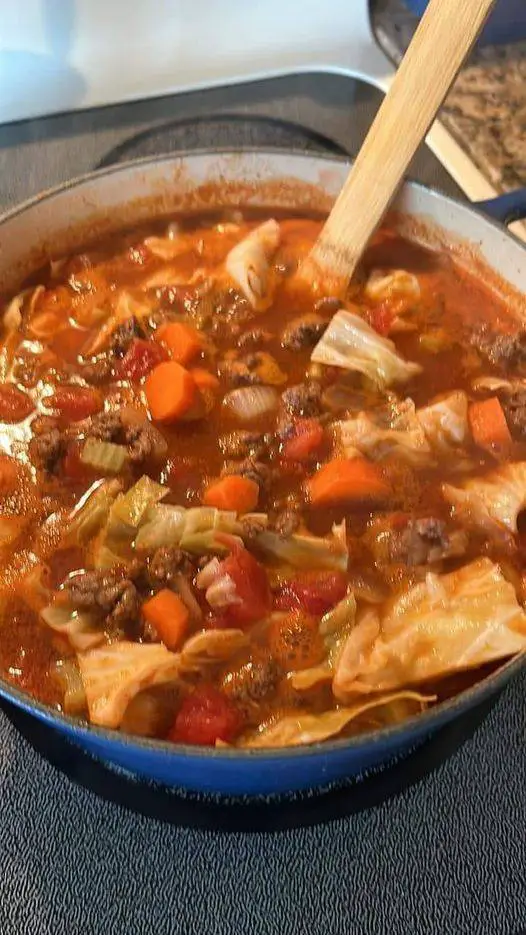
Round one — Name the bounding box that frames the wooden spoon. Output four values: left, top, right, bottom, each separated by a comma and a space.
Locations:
307, 0, 496, 289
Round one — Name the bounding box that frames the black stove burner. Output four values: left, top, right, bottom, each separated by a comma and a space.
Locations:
97, 113, 350, 169
0, 693, 498, 832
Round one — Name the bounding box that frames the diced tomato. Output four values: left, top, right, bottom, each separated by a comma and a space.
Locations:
44, 386, 103, 422
369, 302, 394, 336
273, 571, 348, 616
0, 384, 34, 423
282, 419, 325, 463
61, 442, 98, 484
215, 544, 272, 627
168, 685, 242, 746
115, 338, 168, 381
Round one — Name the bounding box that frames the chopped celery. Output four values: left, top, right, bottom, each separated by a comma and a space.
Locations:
105, 476, 169, 552
255, 530, 348, 571
134, 504, 242, 553
311, 309, 421, 388
111, 475, 168, 529
81, 438, 128, 474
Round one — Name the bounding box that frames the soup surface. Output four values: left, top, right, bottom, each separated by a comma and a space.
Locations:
1, 209, 526, 748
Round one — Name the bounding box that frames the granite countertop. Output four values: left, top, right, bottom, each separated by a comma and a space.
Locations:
372, 0, 526, 194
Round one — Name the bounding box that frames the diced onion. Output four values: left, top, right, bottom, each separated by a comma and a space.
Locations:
223, 386, 279, 422
196, 557, 222, 589
206, 573, 241, 608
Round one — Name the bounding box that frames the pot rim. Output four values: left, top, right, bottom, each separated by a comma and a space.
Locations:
0, 146, 521, 246
1, 147, 525, 762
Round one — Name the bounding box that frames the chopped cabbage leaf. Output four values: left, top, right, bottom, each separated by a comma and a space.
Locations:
41, 604, 104, 652
83, 290, 153, 356
290, 594, 356, 690
179, 629, 249, 674
77, 641, 181, 729
134, 504, 187, 552
311, 310, 421, 387
335, 398, 431, 466
333, 558, 526, 700
225, 219, 280, 309
335, 391, 469, 465
417, 391, 469, 454
364, 269, 421, 305
242, 691, 434, 748
443, 462, 526, 534
125, 498, 345, 567
134, 503, 243, 555
255, 524, 348, 571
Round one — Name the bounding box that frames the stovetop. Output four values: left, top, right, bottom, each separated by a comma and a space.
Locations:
0, 73, 463, 211
0, 76, 525, 935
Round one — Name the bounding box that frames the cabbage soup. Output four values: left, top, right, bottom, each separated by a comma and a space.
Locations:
1, 210, 525, 748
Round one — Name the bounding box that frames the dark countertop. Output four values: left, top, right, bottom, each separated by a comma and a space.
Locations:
372, 0, 526, 193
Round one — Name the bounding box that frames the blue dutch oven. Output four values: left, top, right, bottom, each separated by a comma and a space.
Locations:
0, 150, 525, 796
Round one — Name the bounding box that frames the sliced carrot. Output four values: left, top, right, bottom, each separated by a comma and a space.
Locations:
190, 367, 220, 392
0, 454, 20, 496
203, 474, 259, 513
144, 360, 197, 423
469, 397, 512, 454
305, 457, 389, 506
155, 322, 202, 366
142, 589, 190, 651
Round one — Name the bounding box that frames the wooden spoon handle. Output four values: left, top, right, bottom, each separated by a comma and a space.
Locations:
310, 0, 495, 283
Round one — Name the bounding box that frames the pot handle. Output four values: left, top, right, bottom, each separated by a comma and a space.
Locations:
475, 189, 526, 226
